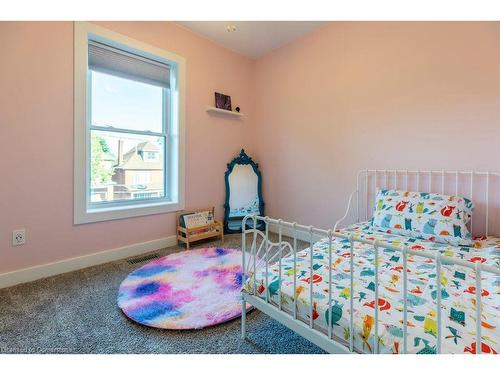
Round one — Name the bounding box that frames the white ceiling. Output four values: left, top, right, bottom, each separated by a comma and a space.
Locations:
177, 21, 328, 59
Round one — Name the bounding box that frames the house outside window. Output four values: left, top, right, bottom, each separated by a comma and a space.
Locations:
74, 22, 185, 224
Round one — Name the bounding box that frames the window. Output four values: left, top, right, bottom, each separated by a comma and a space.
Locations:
146, 151, 158, 161
133, 171, 152, 186
74, 22, 185, 224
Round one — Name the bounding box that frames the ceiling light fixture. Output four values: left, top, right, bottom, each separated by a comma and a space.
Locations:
226, 25, 237, 32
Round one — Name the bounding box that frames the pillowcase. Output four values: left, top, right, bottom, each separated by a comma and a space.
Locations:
370, 189, 474, 246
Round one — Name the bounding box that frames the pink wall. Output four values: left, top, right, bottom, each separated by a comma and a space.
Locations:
2, 21, 499, 275
0, 22, 255, 273
254, 22, 500, 233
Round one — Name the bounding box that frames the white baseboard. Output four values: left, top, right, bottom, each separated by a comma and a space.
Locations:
0, 235, 177, 290
268, 223, 323, 243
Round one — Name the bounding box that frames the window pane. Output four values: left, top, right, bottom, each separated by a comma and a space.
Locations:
90, 70, 164, 133
90, 130, 165, 204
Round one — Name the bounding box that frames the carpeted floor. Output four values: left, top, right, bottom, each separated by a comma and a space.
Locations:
0, 234, 325, 354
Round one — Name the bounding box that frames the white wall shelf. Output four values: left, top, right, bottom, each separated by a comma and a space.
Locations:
206, 106, 244, 117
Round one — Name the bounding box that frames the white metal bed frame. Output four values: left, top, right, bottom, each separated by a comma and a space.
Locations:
240, 169, 500, 354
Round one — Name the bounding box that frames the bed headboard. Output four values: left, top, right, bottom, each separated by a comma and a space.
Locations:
355, 169, 500, 237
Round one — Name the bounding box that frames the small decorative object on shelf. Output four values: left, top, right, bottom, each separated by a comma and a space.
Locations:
235, 106, 240, 113
215, 92, 232, 111
177, 207, 224, 250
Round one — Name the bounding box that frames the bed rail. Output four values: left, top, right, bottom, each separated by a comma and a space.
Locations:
241, 214, 500, 354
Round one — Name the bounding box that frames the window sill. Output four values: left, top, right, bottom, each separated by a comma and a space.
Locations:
74, 199, 183, 224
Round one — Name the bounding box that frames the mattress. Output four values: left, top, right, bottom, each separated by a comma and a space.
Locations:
244, 223, 500, 354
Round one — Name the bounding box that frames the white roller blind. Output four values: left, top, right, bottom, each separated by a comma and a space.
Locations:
88, 41, 170, 89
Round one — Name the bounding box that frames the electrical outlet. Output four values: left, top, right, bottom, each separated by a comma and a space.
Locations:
12, 229, 26, 246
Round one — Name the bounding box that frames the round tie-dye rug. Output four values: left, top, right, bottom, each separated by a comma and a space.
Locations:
118, 247, 248, 329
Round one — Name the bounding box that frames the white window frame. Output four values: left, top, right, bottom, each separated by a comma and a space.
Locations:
74, 22, 185, 224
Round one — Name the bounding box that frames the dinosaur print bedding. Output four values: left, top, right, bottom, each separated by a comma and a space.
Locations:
244, 223, 500, 354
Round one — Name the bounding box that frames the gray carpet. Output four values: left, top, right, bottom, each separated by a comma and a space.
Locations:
0, 234, 325, 354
